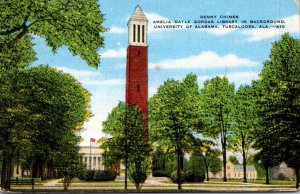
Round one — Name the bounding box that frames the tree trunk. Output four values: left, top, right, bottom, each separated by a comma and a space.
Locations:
125, 150, 128, 189
265, 166, 270, 184
222, 143, 227, 182
39, 164, 44, 180
1, 150, 13, 190
32, 158, 38, 178
242, 137, 247, 183
47, 165, 50, 179
177, 149, 182, 190
162, 156, 166, 171
206, 164, 209, 181
135, 183, 140, 190
295, 168, 299, 189
63, 180, 69, 191
1, 156, 7, 189
180, 153, 184, 171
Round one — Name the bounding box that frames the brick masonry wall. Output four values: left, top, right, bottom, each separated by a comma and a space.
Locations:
125, 45, 148, 140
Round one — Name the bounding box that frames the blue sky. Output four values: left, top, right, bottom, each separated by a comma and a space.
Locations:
32, 0, 299, 145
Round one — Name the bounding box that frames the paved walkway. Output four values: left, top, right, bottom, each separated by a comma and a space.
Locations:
42, 179, 61, 187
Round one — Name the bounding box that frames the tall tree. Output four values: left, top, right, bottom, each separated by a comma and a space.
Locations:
200, 76, 235, 182
149, 74, 200, 189
252, 80, 282, 185
101, 103, 150, 190
230, 85, 257, 182
0, 65, 91, 189
0, 0, 106, 68
255, 34, 300, 188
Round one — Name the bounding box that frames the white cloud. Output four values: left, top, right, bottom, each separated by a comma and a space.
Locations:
101, 48, 126, 58
227, 71, 259, 84
150, 51, 259, 70
149, 86, 159, 97
54, 66, 100, 77
108, 26, 127, 34
243, 15, 299, 42
145, 12, 174, 33
82, 78, 125, 86
145, 12, 170, 22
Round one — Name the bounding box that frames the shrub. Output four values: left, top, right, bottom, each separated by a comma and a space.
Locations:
94, 171, 105, 181
277, 173, 288, 180
129, 165, 148, 190
152, 171, 169, 177
82, 170, 94, 181
79, 170, 117, 181
170, 170, 185, 183
102, 170, 117, 181
94, 170, 117, 181
185, 170, 205, 182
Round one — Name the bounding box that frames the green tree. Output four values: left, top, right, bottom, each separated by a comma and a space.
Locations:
152, 146, 172, 174
0, 66, 91, 189
201, 148, 221, 181
200, 76, 235, 182
53, 136, 83, 191
252, 79, 282, 185
0, 0, 106, 68
0, 35, 35, 71
101, 102, 150, 190
23, 65, 90, 178
1, 0, 104, 188
230, 85, 257, 182
254, 34, 300, 188
247, 154, 266, 179
128, 158, 149, 190
0, 71, 31, 189
149, 74, 200, 189
209, 156, 222, 175
228, 155, 240, 165
193, 139, 222, 181
151, 147, 177, 177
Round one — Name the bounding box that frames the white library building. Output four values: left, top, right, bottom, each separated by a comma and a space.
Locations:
79, 145, 104, 170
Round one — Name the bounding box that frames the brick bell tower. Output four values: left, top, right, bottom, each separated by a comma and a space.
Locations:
125, 5, 149, 141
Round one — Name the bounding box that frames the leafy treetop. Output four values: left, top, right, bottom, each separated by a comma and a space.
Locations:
0, 0, 106, 68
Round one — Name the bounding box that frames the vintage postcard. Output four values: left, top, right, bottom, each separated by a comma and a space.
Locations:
0, 0, 299, 192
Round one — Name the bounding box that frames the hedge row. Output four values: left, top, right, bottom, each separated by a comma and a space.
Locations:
170, 170, 205, 183
79, 170, 117, 181
152, 170, 171, 177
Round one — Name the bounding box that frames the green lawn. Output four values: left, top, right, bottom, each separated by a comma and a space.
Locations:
249, 179, 296, 185
205, 179, 295, 185
68, 178, 131, 184
69, 177, 295, 186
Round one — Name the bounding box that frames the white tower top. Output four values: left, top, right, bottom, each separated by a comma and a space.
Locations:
128, 6, 148, 46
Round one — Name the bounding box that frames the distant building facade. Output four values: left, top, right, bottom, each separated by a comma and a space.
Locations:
272, 162, 295, 180
209, 161, 257, 180
79, 146, 104, 170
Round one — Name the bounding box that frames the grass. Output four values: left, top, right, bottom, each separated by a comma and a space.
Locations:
205, 179, 296, 185
67, 178, 132, 184
60, 178, 296, 186
10, 187, 298, 193
249, 179, 296, 185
